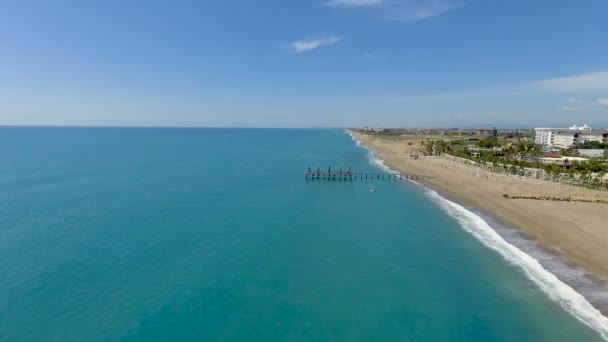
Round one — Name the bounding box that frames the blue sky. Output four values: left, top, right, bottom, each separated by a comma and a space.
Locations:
1, 0, 608, 128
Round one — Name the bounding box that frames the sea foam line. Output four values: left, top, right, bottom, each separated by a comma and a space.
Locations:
427, 189, 608, 340
347, 130, 608, 340
347, 130, 399, 175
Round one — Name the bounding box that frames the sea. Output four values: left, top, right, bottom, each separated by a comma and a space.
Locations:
0, 126, 607, 341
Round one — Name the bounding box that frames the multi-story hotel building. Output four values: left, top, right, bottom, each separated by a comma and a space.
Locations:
534, 123, 607, 149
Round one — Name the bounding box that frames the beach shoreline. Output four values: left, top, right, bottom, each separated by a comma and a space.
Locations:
348, 130, 608, 312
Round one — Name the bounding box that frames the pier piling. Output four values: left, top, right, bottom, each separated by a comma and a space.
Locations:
305, 166, 427, 183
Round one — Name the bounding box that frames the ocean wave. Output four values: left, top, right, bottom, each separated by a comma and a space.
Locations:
426, 189, 608, 340
346, 130, 362, 146
348, 130, 608, 340
346, 130, 399, 175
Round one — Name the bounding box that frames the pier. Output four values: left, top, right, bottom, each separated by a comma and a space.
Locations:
305, 166, 427, 181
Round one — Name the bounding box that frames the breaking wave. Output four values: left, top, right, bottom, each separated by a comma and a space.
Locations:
347, 130, 398, 175
347, 129, 608, 340
426, 189, 608, 340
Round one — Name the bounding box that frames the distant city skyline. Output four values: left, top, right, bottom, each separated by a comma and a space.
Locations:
1, 0, 608, 128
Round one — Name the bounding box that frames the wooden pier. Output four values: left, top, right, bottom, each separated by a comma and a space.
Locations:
305, 166, 427, 181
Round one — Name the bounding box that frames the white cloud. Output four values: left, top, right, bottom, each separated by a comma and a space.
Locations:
325, 0, 385, 7
384, 85, 528, 103
597, 98, 608, 106
288, 36, 341, 53
560, 105, 585, 112
560, 97, 608, 112
532, 70, 608, 93
387, 1, 464, 22
386, 70, 608, 103
362, 52, 376, 59
361, 52, 385, 60
326, 0, 464, 22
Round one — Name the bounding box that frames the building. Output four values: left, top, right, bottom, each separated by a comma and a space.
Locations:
534, 123, 607, 149
478, 128, 498, 137
535, 128, 557, 146
537, 156, 589, 165
541, 145, 560, 153
576, 149, 608, 158
580, 133, 608, 143
569, 123, 592, 132
552, 132, 580, 149
534, 128, 579, 148
519, 154, 589, 165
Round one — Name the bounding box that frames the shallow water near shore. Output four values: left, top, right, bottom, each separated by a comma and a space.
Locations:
0, 127, 605, 341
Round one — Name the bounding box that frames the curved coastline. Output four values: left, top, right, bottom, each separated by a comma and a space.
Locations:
346, 130, 608, 340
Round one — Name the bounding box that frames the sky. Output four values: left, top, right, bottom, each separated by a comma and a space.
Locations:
1, 0, 608, 128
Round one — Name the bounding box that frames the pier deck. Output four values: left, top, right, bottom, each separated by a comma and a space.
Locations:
305, 166, 427, 181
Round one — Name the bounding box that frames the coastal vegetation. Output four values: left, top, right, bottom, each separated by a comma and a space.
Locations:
578, 141, 608, 149
352, 129, 608, 189
423, 137, 608, 190
502, 194, 608, 204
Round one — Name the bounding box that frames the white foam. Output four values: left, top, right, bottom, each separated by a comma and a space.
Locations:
346, 130, 363, 147
346, 130, 399, 175
426, 189, 608, 340
347, 130, 608, 340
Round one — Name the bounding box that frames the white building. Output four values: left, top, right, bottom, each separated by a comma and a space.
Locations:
569, 123, 592, 132
534, 128, 579, 148
534, 123, 607, 148
518, 154, 589, 165
576, 149, 607, 158
553, 132, 580, 149
538, 156, 589, 165
534, 128, 555, 146
580, 134, 605, 143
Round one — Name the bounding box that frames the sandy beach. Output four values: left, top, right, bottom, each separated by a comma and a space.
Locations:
351, 131, 608, 284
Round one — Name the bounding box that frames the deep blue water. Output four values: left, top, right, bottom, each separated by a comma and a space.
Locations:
0, 127, 604, 341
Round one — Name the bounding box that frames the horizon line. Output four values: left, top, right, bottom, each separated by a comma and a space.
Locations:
0, 124, 558, 130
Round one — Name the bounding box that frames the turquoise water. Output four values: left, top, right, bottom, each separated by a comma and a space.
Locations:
0, 127, 604, 341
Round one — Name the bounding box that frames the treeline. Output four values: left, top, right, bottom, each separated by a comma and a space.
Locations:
578, 141, 608, 149
476, 137, 500, 148
424, 139, 608, 187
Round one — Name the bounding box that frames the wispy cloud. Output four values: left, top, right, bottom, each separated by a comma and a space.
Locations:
325, 0, 385, 7
386, 70, 608, 103
386, 86, 526, 103
362, 52, 378, 59
360, 52, 390, 60
532, 70, 608, 93
326, 0, 465, 22
385, 1, 465, 22
288, 36, 341, 53
560, 98, 586, 112
561, 97, 608, 112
